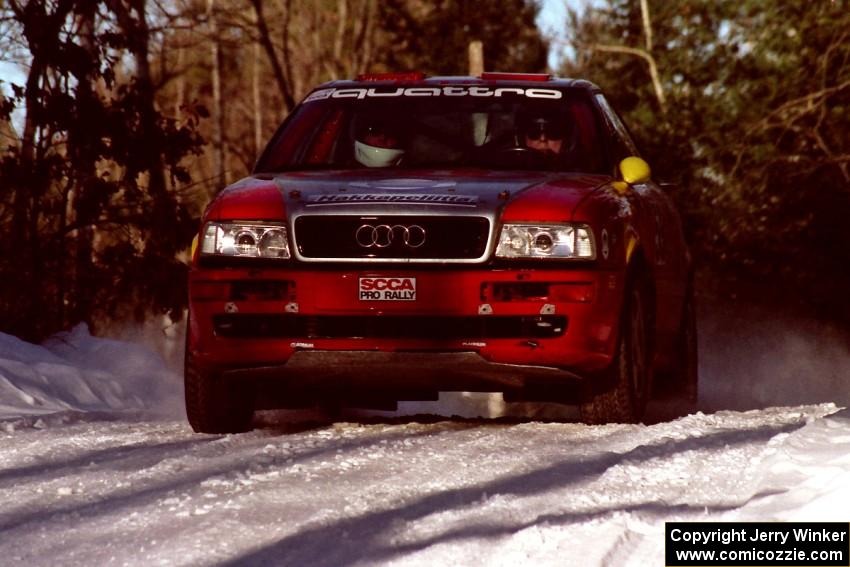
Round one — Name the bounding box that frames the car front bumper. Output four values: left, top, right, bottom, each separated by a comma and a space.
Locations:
188, 266, 625, 388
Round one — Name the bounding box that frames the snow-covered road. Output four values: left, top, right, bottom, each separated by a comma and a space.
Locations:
2, 405, 850, 566
1, 302, 850, 566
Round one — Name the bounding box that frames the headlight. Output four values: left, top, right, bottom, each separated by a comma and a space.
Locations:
200, 222, 291, 259
495, 223, 595, 259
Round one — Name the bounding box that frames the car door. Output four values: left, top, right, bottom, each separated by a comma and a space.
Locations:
594, 94, 687, 338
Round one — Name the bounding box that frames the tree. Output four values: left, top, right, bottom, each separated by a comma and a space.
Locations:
378, 0, 548, 75
561, 0, 850, 320
0, 0, 204, 340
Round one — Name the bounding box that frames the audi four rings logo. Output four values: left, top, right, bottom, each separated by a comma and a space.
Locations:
355, 224, 426, 248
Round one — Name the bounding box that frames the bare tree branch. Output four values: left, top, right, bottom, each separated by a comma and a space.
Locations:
353, 0, 376, 74
749, 78, 850, 135
250, 0, 294, 112
585, 43, 666, 111
331, 0, 347, 79
639, 0, 652, 52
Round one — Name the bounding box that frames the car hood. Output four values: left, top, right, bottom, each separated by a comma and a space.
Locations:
235, 169, 611, 221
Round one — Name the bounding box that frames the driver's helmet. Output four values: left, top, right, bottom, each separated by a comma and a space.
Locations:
354, 118, 405, 167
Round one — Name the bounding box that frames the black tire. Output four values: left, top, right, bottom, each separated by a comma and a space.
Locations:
675, 287, 699, 404
580, 282, 651, 424
184, 347, 254, 434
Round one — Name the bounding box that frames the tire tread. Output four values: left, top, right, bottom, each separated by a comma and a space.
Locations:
185, 349, 253, 434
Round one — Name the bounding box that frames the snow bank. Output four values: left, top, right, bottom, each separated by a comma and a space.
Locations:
0, 324, 183, 422
738, 406, 850, 521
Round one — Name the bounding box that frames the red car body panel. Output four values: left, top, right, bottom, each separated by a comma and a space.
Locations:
204, 180, 287, 221
499, 175, 606, 223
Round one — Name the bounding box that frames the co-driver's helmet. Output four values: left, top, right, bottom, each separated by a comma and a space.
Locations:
354, 119, 405, 168
518, 108, 570, 146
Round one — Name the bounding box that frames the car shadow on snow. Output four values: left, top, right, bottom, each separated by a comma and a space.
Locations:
0, 436, 221, 487
221, 420, 804, 567
0, 421, 478, 536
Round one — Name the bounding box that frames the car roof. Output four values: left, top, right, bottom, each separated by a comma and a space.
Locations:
315, 73, 602, 93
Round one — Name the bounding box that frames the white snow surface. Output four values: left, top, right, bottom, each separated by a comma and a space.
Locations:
1, 310, 850, 566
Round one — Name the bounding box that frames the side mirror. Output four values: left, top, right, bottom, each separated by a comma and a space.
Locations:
618, 156, 651, 185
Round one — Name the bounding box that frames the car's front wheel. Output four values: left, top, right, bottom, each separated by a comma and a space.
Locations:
184, 347, 254, 434
580, 281, 651, 424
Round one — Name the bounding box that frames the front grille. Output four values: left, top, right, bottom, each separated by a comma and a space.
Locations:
213, 314, 567, 339
294, 215, 490, 260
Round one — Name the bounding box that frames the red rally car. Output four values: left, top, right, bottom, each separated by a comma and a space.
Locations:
186, 72, 697, 433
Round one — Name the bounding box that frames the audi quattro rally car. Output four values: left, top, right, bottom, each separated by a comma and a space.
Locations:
186, 72, 697, 433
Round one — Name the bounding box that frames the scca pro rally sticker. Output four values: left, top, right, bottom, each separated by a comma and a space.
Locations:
359, 277, 416, 301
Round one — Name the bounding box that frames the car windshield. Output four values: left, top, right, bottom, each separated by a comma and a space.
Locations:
254, 86, 608, 174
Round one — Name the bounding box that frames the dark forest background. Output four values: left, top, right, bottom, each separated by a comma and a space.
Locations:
0, 0, 848, 342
